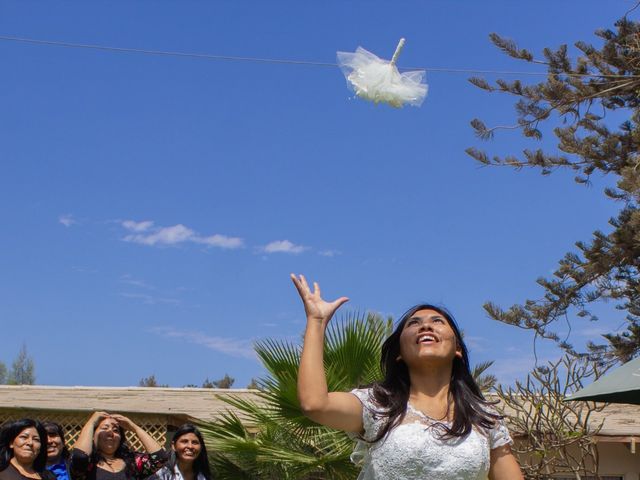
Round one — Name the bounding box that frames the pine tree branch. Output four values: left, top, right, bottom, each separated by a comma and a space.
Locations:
624, 0, 640, 18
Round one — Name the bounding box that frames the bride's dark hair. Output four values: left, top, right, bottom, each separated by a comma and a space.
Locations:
368, 304, 501, 442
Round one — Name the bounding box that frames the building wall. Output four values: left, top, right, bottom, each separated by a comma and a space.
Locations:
597, 442, 640, 480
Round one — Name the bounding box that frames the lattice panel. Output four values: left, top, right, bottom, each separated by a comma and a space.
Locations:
0, 410, 168, 451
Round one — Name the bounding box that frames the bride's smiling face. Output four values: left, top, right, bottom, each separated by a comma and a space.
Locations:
398, 309, 461, 368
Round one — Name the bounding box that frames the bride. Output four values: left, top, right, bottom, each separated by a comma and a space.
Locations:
292, 274, 523, 479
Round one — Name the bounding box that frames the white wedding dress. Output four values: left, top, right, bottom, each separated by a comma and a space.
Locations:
350, 388, 512, 480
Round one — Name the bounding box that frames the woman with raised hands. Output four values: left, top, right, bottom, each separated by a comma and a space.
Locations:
292, 273, 523, 480
70, 412, 167, 480
0, 419, 55, 480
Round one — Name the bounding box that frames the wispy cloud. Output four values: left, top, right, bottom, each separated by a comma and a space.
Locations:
262, 239, 308, 254
151, 327, 256, 359
462, 335, 489, 353
124, 224, 193, 246
120, 274, 154, 289
574, 326, 611, 338
119, 292, 180, 306
194, 234, 244, 249
121, 220, 243, 249
122, 220, 154, 232
318, 249, 341, 257
59, 214, 77, 227
490, 352, 561, 385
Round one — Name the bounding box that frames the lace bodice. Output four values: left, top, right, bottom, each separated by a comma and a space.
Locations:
350, 388, 512, 480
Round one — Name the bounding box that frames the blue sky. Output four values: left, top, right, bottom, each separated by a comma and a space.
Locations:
0, 1, 631, 388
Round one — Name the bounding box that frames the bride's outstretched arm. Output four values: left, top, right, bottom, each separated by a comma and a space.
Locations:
292, 273, 364, 433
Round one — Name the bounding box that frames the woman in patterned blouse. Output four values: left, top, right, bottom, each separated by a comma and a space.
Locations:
70, 412, 167, 480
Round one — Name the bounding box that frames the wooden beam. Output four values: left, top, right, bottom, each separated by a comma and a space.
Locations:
593, 435, 640, 444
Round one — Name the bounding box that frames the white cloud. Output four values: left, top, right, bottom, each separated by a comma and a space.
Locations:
151, 327, 256, 359
121, 220, 243, 249
194, 234, 244, 249
124, 224, 194, 246
122, 220, 154, 232
263, 239, 307, 254
59, 214, 76, 227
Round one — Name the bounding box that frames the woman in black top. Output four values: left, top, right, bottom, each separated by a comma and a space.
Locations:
0, 419, 55, 480
70, 412, 167, 480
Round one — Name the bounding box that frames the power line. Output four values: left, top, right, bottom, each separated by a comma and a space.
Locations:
0, 34, 636, 79
0, 35, 338, 68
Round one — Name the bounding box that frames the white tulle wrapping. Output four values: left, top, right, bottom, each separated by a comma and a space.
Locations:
337, 47, 428, 108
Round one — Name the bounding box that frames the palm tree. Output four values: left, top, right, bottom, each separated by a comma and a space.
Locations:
200, 312, 497, 479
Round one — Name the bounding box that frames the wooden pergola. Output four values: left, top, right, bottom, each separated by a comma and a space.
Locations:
0, 385, 262, 449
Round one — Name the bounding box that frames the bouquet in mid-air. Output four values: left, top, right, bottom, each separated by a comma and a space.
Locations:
337, 38, 428, 108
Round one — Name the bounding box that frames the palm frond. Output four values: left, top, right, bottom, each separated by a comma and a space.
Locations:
472, 360, 498, 392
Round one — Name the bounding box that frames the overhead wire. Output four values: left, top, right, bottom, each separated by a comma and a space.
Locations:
0, 34, 638, 79
0, 35, 336, 68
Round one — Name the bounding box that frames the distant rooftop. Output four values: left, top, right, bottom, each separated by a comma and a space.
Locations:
0, 385, 262, 423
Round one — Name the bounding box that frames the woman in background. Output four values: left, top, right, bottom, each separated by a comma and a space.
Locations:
151, 424, 212, 480
0, 419, 54, 480
70, 412, 167, 480
42, 422, 69, 480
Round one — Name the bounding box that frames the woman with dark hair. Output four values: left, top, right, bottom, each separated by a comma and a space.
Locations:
0, 419, 55, 480
42, 422, 69, 480
292, 274, 524, 480
151, 424, 212, 480
70, 412, 167, 480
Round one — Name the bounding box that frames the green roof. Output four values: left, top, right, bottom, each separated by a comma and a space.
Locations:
567, 357, 640, 404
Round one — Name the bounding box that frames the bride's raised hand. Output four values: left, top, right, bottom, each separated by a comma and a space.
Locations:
291, 274, 349, 328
